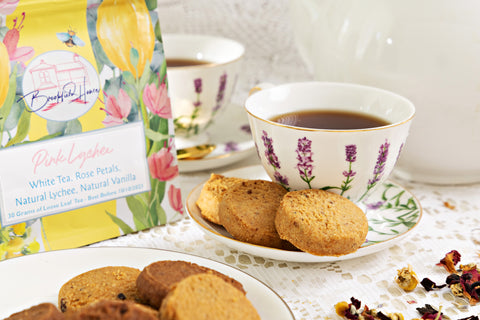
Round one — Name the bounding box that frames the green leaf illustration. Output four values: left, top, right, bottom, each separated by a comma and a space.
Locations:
139, 60, 151, 90
106, 211, 134, 234
126, 195, 149, 229
5, 108, 31, 147
130, 47, 140, 74
65, 119, 83, 135
47, 120, 67, 135
4, 100, 22, 131
122, 71, 136, 86
144, 127, 169, 142
159, 55, 167, 83
146, 0, 157, 11
0, 65, 18, 144
154, 20, 162, 43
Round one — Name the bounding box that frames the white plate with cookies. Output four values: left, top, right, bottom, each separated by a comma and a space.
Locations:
186, 165, 422, 263
0, 247, 294, 319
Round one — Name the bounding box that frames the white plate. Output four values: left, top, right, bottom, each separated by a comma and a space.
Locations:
178, 104, 256, 172
0, 247, 294, 319
186, 165, 422, 263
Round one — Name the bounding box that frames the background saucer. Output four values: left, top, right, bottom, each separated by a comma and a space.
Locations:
178, 104, 256, 172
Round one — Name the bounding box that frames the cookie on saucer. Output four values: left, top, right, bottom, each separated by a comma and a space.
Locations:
218, 179, 289, 249
275, 189, 368, 256
196, 174, 246, 225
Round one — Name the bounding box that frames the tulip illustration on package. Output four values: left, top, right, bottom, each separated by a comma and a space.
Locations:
0, 0, 183, 260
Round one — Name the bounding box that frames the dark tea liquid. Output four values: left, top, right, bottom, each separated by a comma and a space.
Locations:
271, 110, 390, 130
166, 58, 213, 67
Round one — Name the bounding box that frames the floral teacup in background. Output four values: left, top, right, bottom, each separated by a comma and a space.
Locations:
162, 34, 244, 148
245, 82, 415, 204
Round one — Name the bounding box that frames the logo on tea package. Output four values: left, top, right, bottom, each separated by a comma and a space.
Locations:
21, 50, 100, 122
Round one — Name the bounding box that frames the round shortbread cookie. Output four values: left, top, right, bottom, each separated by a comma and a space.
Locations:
159, 273, 260, 320
275, 189, 368, 256
58, 266, 141, 313
136, 260, 245, 309
218, 179, 288, 249
196, 174, 246, 225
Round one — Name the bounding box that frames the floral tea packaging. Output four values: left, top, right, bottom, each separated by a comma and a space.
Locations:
0, 0, 183, 260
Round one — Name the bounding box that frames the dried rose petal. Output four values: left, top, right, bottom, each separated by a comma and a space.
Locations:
350, 297, 362, 309
416, 305, 443, 320
420, 278, 446, 292
460, 270, 480, 305
436, 250, 461, 273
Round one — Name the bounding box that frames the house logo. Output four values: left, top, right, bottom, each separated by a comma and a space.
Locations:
21, 50, 100, 122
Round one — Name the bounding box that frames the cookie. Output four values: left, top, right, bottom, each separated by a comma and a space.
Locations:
5, 303, 64, 320
58, 266, 141, 312
136, 260, 245, 309
275, 189, 368, 256
159, 273, 261, 320
218, 179, 288, 248
65, 300, 157, 320
196, 174, 246, 225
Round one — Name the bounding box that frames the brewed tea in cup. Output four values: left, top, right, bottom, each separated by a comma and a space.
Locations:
245, 82, 415, 203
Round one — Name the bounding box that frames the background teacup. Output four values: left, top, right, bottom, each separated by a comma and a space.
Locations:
162, 34, 244, 148
245, 82, 415, 203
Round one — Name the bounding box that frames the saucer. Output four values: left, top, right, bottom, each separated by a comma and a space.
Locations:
186, 165, 422, 263
178, 104, 256, 172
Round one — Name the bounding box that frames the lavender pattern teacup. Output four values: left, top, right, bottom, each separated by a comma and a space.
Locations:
162, 34, 244, 142
245, 82, 415, 203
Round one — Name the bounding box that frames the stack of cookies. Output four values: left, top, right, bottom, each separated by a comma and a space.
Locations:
5, 261, 261, 320
196, 174, 369, 256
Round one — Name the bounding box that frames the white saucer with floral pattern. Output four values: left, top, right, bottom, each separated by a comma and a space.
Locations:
178, 104, 256, 172
186, 165, 422, 263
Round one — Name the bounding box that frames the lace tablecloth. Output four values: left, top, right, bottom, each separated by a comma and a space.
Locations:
93, 1, 480, 319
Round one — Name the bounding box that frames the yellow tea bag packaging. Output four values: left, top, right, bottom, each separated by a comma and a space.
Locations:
0, 0, 183, 260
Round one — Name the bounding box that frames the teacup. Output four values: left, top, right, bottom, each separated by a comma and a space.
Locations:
245, 82, 415, 203
162, 34, 244, 147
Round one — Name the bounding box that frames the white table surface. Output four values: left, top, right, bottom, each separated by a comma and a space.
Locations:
92, 1, 480, 319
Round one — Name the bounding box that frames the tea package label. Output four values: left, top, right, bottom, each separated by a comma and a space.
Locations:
0, 0, 183, 260
0, 122, 150, 226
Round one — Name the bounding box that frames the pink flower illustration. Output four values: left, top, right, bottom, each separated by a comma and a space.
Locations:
142, 82, 172, 119
147, 147, 179, 181
101, 89, 132, 126
0, 0, 19, 15
3, 13, 34, 64
168, 184, 183, 215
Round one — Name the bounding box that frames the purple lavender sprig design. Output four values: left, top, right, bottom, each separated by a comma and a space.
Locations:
173, 73, 228, 137
205, 72, 228, 130
214, 73, 227, 112
322, 144, 357, 197
358, 139, 390, 201
296, 137, 315, 189
262, 130, 289, 190
340, 144, 357, 195
224, 141, 239, 152
173, 77, 202, 136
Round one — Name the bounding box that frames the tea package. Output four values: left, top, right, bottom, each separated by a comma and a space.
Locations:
0, 0, 183, 260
